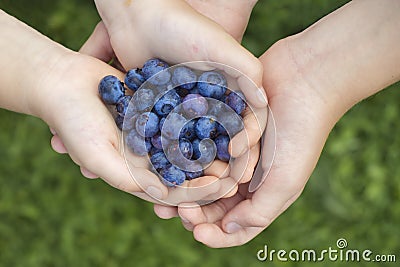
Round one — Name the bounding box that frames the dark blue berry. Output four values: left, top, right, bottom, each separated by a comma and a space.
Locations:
192, 138, 216, 164
115, 115, 124, 130
179, 138, 193, 159
197, 71, 227, 99
125, 68, 145, 91
125, 129, 151, 156
185, 169, 204, 180
151, 133, 163, 150
116, 95, 132, 117
161, 113, 187, 140
135, 112, 159, 138
150, 152, 171, 171
172, 66, 197, 89
98, 75, 125, 104
182, 94, 208, 118
215, 135, 230, 162
132, 88, 155, 112
179, 119, 197, 141
217, 112, 244, 137
160, 165, 186, 187
154, 90, 181, 117
195, 117, 218, 139
142, 58, 171, 85
122, 113, 138, 131
225, 91, 246, 115
207, 98, 229, 117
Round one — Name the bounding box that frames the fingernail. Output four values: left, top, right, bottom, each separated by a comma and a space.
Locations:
146, 186, 163, 200
225, 222, 242, 234
257, 87, 268, 106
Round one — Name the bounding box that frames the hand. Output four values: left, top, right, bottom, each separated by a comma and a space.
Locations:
160, 0, 400, 247
76, 0, 268, 204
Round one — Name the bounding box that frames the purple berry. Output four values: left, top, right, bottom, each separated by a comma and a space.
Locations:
195, 117, 218, 139
125, 68, 145, 91
179, 119, 197, 141
154, 90, 181, 117
172, 66, 197, 90
125, 129, 151, 156
135, 112, 159, 138
182, 94, 208, 118
116, 95, 132, 117
161, 113, 187, 140
150, 152, 171, 171
142, 58, 171, 85
217, 112, 244, 137
197, 71, 227, 99
225, 91, 246, 115
215, 135, 230, 162
179, 138, 193, 159
132, 88, 155, 112
151, 133, 163, 150
160, 165, 186, 187
98, 75, 125, 104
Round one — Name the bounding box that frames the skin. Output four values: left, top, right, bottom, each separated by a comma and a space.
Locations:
59, 0, 268, 204
155, 0, 400, 247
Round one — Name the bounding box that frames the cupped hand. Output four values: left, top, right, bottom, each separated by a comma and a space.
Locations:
158, 37, 339, 247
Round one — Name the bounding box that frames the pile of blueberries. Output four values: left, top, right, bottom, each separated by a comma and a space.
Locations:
99, 59, 247, 187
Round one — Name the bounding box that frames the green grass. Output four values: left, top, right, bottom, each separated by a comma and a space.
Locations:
0, 0, 399, 266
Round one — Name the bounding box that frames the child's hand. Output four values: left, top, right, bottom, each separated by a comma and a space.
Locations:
80, 0, 268, 203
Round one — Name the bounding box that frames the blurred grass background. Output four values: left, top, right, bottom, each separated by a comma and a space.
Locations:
0, 0, 399, 266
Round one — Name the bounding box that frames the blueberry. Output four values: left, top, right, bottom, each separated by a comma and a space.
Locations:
115, 115, 124, 131
150, 151, 171, 171
132, 88, 155, 112
161, 112, 187, 140
217, 111, 244, 137
215, 135, 230, 162
151, 133, 163, 150
135, 112, 159, 138
195, 117, 218, 139
225, 91, 246, 115
172, 66, 197, 89
207, 98, 229, 117
125, 129, 151, 156
149, 146, 163, 157
125, 68, 145, 91
185, 169, 204, 180
116, 95, 132, 117
179, 138, 193, 159
160, 165, 186, 187
179, 119, 197, 141
192, 138, 216, 164
159, 117, 166, 132
182, 94, 208, 118
142, 58, 171, 85
154, 90, 181, 117
98, 75, 125, 104
122, 113, 138, 131
197, 71, 227, 99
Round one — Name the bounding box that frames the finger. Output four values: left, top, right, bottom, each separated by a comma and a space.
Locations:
161, 176, 221, 206
220, 171, 306, 235
154, 204, 179, 219
178, 191, 243, 226
204, 160, 229, 178
80, 167, 99, 179
80, 142, 169, 200
50, 135, 68, 154
230, 107, 267, 157
193, 222, 262, 248
79, 21, 114, 63
230, 144, 260, 184
49, 127, 57, 135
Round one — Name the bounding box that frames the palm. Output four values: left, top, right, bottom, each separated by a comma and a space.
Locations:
171, 39, 335, 247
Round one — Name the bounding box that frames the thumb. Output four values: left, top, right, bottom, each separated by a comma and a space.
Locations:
79, 21, 114, 63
